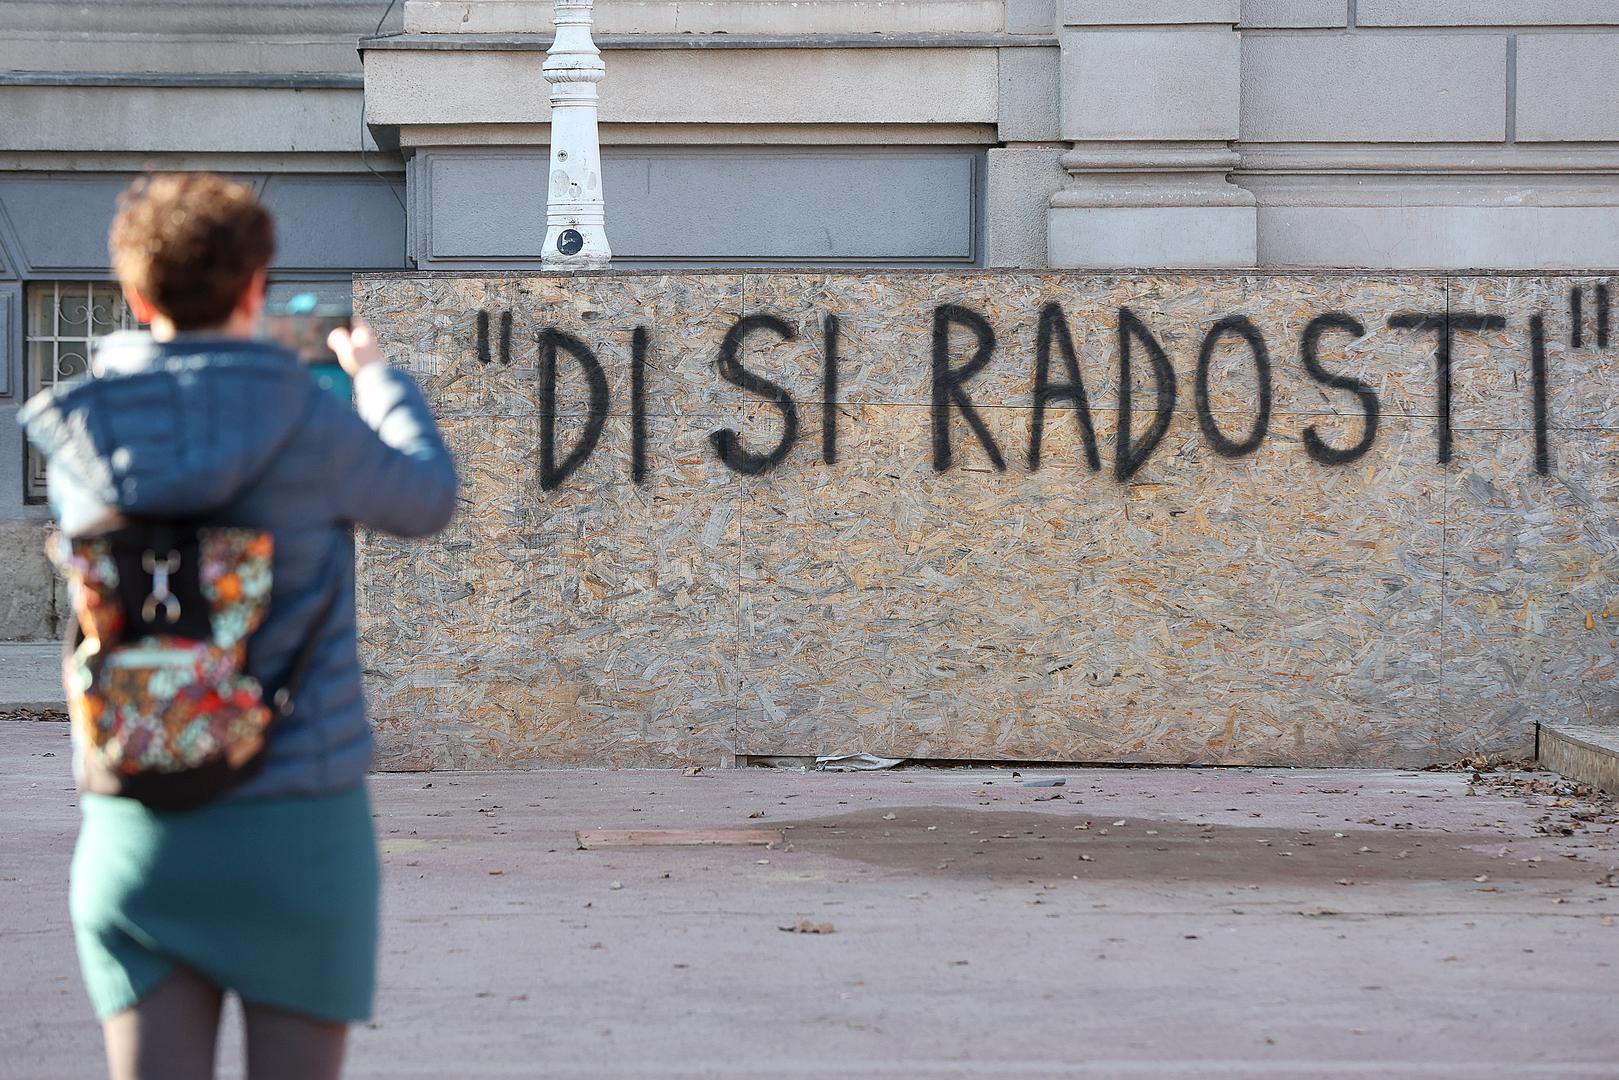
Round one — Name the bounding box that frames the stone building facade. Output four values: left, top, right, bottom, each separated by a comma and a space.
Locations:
0, 1, 406, 637
370, 0, 1619, 271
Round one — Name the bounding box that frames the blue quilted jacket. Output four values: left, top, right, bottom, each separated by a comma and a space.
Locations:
20, 332, 457, 800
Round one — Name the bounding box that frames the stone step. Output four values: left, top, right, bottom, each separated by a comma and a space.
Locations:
1539, 723, 1619, 798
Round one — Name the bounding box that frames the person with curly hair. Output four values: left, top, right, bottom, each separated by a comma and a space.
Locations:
21, 172, 457, 1080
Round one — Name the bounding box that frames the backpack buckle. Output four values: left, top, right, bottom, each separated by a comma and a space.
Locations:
140, 548, 182, 625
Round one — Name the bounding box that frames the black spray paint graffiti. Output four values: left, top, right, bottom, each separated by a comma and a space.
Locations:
536, 328, 608, 490
710, 313, 800, 476
473, 285, 1612, 488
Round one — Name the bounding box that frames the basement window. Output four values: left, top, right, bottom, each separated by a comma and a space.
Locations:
23, 281, 136, 503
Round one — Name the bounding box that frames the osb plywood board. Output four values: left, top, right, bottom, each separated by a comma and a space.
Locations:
737, 273, 1451, 420
1439, 429, 1619, 760
354, 271, 1618, 768
1438, 278, 1619, 759
736, 406, 1446, 766
355, 410, 743, 769
354, 273, 744, 420
1448, 276, 1619, 430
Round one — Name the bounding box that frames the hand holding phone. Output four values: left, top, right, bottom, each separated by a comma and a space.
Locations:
325, 322, 385, 377
262, 293, 357, 400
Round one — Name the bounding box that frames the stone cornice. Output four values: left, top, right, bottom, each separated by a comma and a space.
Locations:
0, 71, 363, 89
1060, 142, 1242, 175
1239, 144, 1619, 176
1053, 142, 1254, 210
359, 32, 1057, 51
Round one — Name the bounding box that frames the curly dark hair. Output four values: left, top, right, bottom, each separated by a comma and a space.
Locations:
109, 173, 276, 331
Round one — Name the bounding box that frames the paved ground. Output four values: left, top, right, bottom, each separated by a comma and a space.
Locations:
3, 719, 1617, 1080
0, 643, 64, 711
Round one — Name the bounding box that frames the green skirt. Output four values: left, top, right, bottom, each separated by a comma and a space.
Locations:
70, 784, 379, 1023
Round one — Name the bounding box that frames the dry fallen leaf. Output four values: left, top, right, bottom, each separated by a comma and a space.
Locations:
748, 810, 765, 819
780, 919, 836, 935
1298, 906, 1342, 918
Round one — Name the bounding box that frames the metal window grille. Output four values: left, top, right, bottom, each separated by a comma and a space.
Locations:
23, 282, 137, 502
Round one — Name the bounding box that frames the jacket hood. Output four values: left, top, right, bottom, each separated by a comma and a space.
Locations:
20, 332, 315, 532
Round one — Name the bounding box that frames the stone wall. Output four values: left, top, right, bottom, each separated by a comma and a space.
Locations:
364, 0, 1619, 271
0, 522, 57, 641
355, 270, 1619, 769
1235, 1, 1619, 269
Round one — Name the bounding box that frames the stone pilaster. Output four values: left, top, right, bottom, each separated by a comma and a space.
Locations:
1047, 0, 1255, 268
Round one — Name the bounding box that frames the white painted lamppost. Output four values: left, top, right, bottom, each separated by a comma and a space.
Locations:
541, 0, 611, 270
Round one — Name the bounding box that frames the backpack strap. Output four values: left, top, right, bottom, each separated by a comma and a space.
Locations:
268, 549, 346, 719
231, 388, 336, 719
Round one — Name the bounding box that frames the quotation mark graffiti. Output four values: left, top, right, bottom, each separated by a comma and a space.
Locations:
1569, 284, 1611, 351
476, 309, 513, 365
1534, 284, 1615, 476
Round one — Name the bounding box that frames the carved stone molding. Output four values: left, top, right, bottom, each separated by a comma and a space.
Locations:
1047, 140, 1257, 268
1052, 141, 1254, 209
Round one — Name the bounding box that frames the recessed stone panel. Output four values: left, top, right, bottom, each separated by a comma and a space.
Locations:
1240, 35, 1508, 143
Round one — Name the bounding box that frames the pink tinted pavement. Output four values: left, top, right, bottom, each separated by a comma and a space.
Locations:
2, 718, 1617, 1080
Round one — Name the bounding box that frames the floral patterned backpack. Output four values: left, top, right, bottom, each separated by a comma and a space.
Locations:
50, 520, 335, 808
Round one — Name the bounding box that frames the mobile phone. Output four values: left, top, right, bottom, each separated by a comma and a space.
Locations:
262, 293, 353, 400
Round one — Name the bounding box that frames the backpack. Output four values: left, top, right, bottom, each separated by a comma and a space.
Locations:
49, 519, 336, 809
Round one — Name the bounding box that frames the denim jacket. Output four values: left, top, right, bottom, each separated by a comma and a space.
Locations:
20, 332, 457, 800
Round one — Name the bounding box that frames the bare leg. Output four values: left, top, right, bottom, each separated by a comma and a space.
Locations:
102, 967, 224, 1080
242, 1000, 348, 1080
